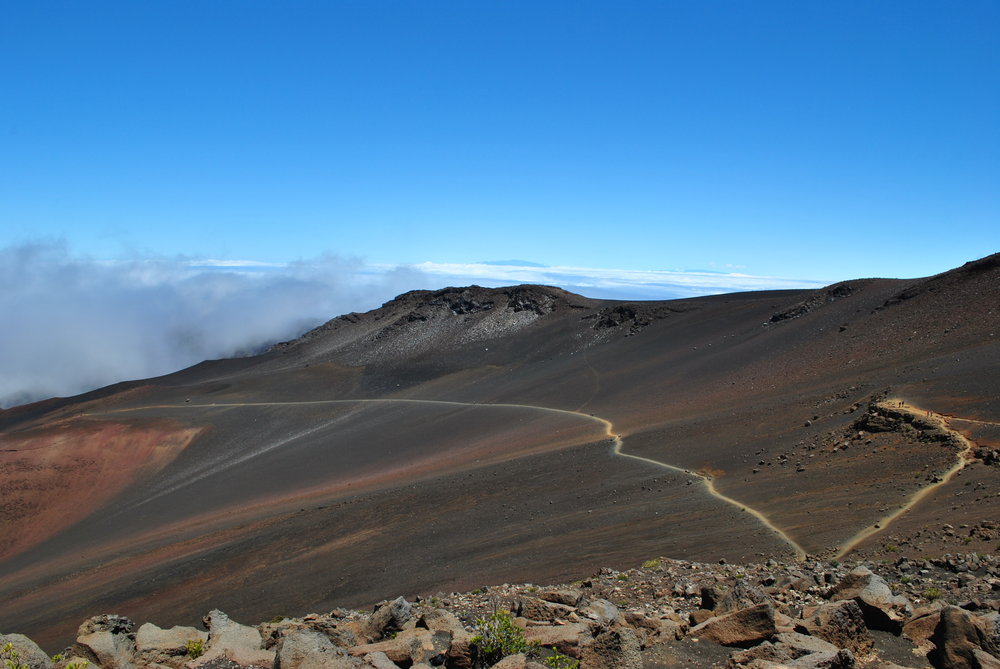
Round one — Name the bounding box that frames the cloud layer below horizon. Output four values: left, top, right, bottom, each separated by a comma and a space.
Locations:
0, 243, 828, 408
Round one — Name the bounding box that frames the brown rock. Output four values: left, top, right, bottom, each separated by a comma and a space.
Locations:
488, 654, 547, 669
715, 579, 772, 615
516, 597, 575, 622
536, 589, 584, 607
972, 649, 1000, 669
577, 599, 622, 627
349, 628, 449, 666
928, 606, 1000, 669
135, 623, 209, 669
365, 598, 412, 642
361, 652, 399, 669
75, 630, 137, 669
416, 609, 473, 668
689, 604, 778, 648
523, 623, 590, 658
691, 609, 716, 626
622, 611, 686, 647
274, 629, 357, 669
798, 600, 874, 657
828, 566, 912, 633
904, 608, 943, 655
579, 627, 641, 669
187, 610, 275, 669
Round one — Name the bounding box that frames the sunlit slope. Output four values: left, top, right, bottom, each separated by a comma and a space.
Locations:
1, 255, 997, 650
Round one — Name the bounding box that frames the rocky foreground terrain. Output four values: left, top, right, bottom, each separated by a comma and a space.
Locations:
4, 553, 1000, 669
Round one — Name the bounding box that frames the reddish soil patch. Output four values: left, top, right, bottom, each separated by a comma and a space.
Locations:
0, 418, 201, 561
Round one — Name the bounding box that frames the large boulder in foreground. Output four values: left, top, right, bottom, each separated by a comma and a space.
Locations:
827, 566, 912, 633
927, 606, 1000, 669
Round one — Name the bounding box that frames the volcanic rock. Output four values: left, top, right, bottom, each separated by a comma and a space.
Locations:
0, 634, 53, 669
828, 566, 912, 633
927, 606, 1000, 669
689, 604, 778, 648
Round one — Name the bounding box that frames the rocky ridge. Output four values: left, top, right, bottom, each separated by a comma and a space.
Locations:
4, 557, 1000, 669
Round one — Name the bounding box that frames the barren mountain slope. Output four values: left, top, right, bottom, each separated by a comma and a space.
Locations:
0, 255, 997, 650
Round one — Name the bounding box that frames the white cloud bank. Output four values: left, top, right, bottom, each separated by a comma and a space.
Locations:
0, 242, 422, 408
0, 244, 830, 408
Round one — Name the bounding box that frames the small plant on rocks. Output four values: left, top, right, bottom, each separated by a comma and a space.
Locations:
545, 650, 581, 668
186, 639, 204, 659
470, 610, 540, 667
2, 643, 28, 669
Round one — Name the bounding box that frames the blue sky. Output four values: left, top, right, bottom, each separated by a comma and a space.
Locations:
1, 1, 997, 404
3, 1, 996, 281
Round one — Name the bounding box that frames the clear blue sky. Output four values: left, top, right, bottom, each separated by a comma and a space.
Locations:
2, 0, 998, 282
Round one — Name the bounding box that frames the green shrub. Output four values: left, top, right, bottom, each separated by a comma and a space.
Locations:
923, 587, 942, 601
2, 643, 28, 669
186, 639, 204, 659
470, 611, 539, 667
545, 651, 581, 669
884, 543, 899, 552
899, 575, 912, 584
641, 558, 661, 569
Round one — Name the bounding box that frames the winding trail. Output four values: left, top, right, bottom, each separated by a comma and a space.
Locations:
89, 396, 807, 559
834, 399, 976, 559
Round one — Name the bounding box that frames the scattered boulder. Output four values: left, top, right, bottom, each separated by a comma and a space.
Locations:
798, 600, 874, 657
135, 623, 208, 669
365, 597, 412, 642
349, 628, 449, 666
4, 556, 1000, 669
73, 615, 138, 669
416, 609, 473, 667
578, 599, 622, 627
523, 623, 589, 658
516, 597, 574, 622
187, 610, 274, 669
579, 626, 641, 669
828, 566, 912, 633
690, 604, 778, 648
274, 629, 356, 669
713, 580, 772, 615
535, 589, 583, 607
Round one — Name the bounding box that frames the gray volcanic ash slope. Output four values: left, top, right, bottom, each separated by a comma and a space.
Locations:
0, 255, 997, 650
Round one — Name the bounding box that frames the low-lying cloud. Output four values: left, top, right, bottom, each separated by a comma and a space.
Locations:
0, 242, 423, 408
411, 261, 829, 300
0, 244, 830, 408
